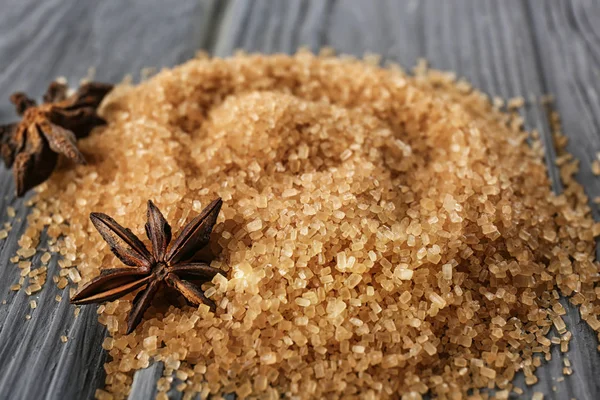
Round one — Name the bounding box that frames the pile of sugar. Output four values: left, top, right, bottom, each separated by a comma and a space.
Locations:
18, 51, 600, 399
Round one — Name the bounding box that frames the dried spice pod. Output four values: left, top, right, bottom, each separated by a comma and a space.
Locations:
0, 80, 113, 196
71, 198, 224, 334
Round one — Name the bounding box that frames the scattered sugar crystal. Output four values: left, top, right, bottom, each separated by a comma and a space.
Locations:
246, 219, 263, 233
352, 345, 365, 354
17, 248, 36, 259
260, 352, 277, 365
344, 273, 362, 288
203, 287, 216, 298
327, 299, 347, 318
68, 268, 82, 283
27, 284, 42, 294
282, 189, 298, 198
143, 336, 158, 350
592, 160, 600, 176
57, 278, 68, 289
394, 267, 413, 280
41, 252, 51, 264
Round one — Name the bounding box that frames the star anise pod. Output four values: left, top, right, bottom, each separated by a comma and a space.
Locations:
0, 80, 113, 196
71, 198, 224, 334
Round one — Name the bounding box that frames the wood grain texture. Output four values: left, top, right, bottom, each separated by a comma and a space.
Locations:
0, 1, 598, 399
527, 1, 600, 399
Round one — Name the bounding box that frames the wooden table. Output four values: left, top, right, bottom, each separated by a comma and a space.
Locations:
0, 1, 599, 399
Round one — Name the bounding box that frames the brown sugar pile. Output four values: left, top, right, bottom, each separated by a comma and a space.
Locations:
18, 50, 600, 399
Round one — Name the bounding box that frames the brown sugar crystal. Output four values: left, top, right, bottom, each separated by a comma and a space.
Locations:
19, 51, 600, 399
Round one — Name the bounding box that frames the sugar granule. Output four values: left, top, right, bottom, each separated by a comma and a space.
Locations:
592, 159, 600, 176
19, 51, 600, 399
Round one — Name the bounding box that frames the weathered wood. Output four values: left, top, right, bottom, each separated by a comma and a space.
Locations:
0, 1, 599, 399
527, 1, 600, 399
129, 362, 163, 400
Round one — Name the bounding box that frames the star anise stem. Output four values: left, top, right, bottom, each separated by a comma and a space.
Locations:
71, 198, 224, 334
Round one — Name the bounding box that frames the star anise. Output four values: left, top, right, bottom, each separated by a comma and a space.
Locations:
71, 198, 224, 334
0, 80, 113, 196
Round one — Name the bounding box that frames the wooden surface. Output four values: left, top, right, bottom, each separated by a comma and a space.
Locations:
0, 1, 599, 399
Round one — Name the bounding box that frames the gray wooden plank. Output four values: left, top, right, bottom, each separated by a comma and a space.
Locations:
528, 0, 600, 218
129, 362, 163, 400
0, 1, 599, 399
527, 1, 600, 399
0, 1, 225, 399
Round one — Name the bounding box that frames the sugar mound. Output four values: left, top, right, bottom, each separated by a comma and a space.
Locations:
21, 51, 600, 399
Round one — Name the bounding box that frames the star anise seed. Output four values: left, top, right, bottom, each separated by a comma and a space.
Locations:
0, 80, 113, 196
71, 198, 224, 334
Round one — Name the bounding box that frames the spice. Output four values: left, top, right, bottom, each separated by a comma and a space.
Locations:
71, 199, 224, 333
0, 81, 112, 196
